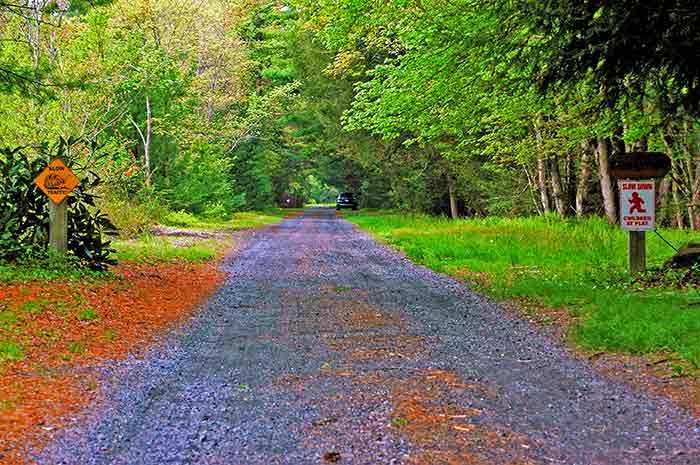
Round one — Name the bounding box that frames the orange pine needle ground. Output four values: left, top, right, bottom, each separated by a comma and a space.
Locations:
0, 261, 226, 465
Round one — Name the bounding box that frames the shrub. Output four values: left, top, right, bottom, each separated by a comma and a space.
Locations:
99, 197, 166, 239
163, 210, 199, 227
202, 201, 232, 221
0, 138, 117, 270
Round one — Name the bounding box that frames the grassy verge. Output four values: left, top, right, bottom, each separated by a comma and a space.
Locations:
112, 237, 221, 262
0, 209, 300, 280
161, 208, 301, 230
113, 208, 300, 263
344, 210, 700, 366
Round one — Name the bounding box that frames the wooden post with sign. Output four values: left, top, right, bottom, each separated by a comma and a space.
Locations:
610, 152, 671, 273
628, 231, 646, 273
33, 158, 80, 255
49, 201, 68, 253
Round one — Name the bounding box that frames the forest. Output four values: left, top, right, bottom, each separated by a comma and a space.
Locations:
1, 0, 700, 244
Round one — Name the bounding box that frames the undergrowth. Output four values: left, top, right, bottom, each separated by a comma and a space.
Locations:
0, 255, 107, 283
345, 210, 700, 366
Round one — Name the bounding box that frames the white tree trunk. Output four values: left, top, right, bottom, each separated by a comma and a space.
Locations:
576, 144, 593, 218
596, 137, 618, 224
129, 95, 153, 188
145, 95, 152, 187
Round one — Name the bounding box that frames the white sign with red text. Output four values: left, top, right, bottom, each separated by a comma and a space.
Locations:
619, 180, 655, 231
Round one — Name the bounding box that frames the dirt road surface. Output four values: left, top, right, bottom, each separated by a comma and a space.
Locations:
35, 208, 700, 464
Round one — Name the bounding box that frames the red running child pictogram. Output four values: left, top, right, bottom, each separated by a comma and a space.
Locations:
629, 192, 647, 214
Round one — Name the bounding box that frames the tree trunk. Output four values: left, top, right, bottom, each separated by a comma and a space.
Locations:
536, 155, 551, 214
657, 178, 671, 226
145, 95, 152, 187
672, 177, 685, 228
549, 157, 567, 217
533, 115, 552, 214
685, 137, 700, 230
524, 166, 542, 215
661, 129, 686, 229
26, 4, 43, 69
447, 174, 459, 219
677, 142, 698, 230
129, 96, 153, 188
596, 137, 618, 224
576, 143, 593, 217
565, 152, 577, 212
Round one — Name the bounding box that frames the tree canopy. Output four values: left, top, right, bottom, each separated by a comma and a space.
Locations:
2, 0, 700, 234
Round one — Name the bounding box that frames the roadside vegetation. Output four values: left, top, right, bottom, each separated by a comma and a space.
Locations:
0, 208, 296, 281
112, 208, 298, 262
346, 211, 700, 367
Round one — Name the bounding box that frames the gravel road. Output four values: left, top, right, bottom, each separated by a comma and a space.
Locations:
36, 208, 700, 465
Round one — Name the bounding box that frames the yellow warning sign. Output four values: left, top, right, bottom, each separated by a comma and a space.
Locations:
33, 159, 80, 204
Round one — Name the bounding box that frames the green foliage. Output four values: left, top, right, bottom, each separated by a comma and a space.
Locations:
66, 341, 85, 354
525, 0, 700, 113
0, 139, 117, 270
0, 146, 47, 260
77, 308, 99, 321
0, 311, 18, 326
19, 299, 49, 315
347, 210, 700, 365
0, 340, 23, 363
163, 210, 200, 228
0, 257, 106, 283
98, 197, 166, 239
161, 145, 240, 216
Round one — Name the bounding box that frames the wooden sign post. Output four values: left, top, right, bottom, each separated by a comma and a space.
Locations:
610, 152, 671, 274
33, 159, 80, 255
49, 201, 69, 254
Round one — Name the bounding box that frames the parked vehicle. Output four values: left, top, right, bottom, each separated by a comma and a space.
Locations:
336, 192, 358, 210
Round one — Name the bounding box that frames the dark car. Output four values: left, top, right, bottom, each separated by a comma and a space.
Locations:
336, 192, 358, 210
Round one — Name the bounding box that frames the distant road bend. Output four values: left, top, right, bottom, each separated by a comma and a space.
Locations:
38, 208, 700, 465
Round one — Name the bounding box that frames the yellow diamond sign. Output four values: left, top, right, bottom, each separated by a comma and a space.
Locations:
33, 159, 81, 205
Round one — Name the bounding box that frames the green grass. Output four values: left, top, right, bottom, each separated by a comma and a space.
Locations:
115, 209, 299, 262
0, 311, 18, 325
66, 341, 85, 354
77, 308, 99, 322
162, 208, 301, 230
344, 210, 700, 366
113, 236, 220, 262
0, 340, 23, 363
19, 299, 49, 315
0, 260, 106, 283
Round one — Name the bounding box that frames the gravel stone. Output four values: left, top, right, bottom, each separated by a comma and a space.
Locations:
34, 208, 700, 465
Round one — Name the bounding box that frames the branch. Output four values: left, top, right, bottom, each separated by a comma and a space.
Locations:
129, 115, 147, 147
